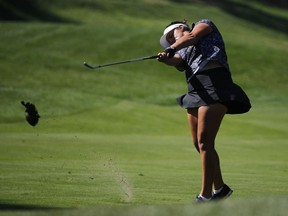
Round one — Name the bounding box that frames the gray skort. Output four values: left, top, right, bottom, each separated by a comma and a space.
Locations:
176, 67, 251, 114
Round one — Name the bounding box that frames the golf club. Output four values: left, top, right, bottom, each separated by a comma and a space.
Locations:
83, 55, 159, 69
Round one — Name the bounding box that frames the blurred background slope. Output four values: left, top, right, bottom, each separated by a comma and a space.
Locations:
0, 0, 287, 124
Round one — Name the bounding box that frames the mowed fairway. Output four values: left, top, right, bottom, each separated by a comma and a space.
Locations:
0, 0, 288, 215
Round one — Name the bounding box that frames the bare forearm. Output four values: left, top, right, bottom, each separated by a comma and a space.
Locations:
157, 53, 183, 66
171, 23, 212, 51
172, 35, 199, 50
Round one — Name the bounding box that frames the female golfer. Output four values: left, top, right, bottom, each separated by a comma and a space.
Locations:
157, 19, 251, 202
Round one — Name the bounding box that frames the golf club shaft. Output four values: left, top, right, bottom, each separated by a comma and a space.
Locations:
84, 55, 159, 69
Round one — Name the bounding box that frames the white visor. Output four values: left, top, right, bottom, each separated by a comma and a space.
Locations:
160, 23, 189, 48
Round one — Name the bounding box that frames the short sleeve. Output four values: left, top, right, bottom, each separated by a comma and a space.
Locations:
195, 19, 217, 32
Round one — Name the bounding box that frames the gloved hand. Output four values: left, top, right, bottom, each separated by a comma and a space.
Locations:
164, 46, 176, 58
21, 101, 40, 126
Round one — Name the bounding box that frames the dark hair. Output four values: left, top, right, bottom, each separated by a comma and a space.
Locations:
166, 20, 190, 31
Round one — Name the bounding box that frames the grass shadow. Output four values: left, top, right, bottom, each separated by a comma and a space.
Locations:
216, 0, 288, 34
0, 203, 64, 211
0, 0, 76, 23
169, 0, 288, 34
250, 0, 288, 8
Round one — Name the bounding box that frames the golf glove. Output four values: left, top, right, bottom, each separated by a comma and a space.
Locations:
164, 46, 176, 58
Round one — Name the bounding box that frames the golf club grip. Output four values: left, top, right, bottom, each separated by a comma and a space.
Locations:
145, 55, 159, 59
124, 55, 159, 62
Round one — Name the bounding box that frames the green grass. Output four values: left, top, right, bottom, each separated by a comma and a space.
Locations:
0, 0, 288, 215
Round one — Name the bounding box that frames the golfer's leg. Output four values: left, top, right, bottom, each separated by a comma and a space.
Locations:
197, 103, 227, 198
213, 151, 224, 191
187, 108, 199, 153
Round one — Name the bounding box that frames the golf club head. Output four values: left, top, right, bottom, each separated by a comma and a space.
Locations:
83, 62, 101, 69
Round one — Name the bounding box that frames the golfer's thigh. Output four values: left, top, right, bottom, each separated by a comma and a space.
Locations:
197, 103, 227, 144
187, 108, 199, 151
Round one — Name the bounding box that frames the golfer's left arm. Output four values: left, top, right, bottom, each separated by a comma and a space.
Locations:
172, 23, 212, 50
157, 23, 212, 69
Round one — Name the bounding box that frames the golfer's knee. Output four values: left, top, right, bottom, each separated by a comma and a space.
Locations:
198, 137, 214, 152
193, 140, 200, 153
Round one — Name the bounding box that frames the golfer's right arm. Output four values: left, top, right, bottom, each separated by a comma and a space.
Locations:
157, 53, 185, 70
158, 52, 181, 64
